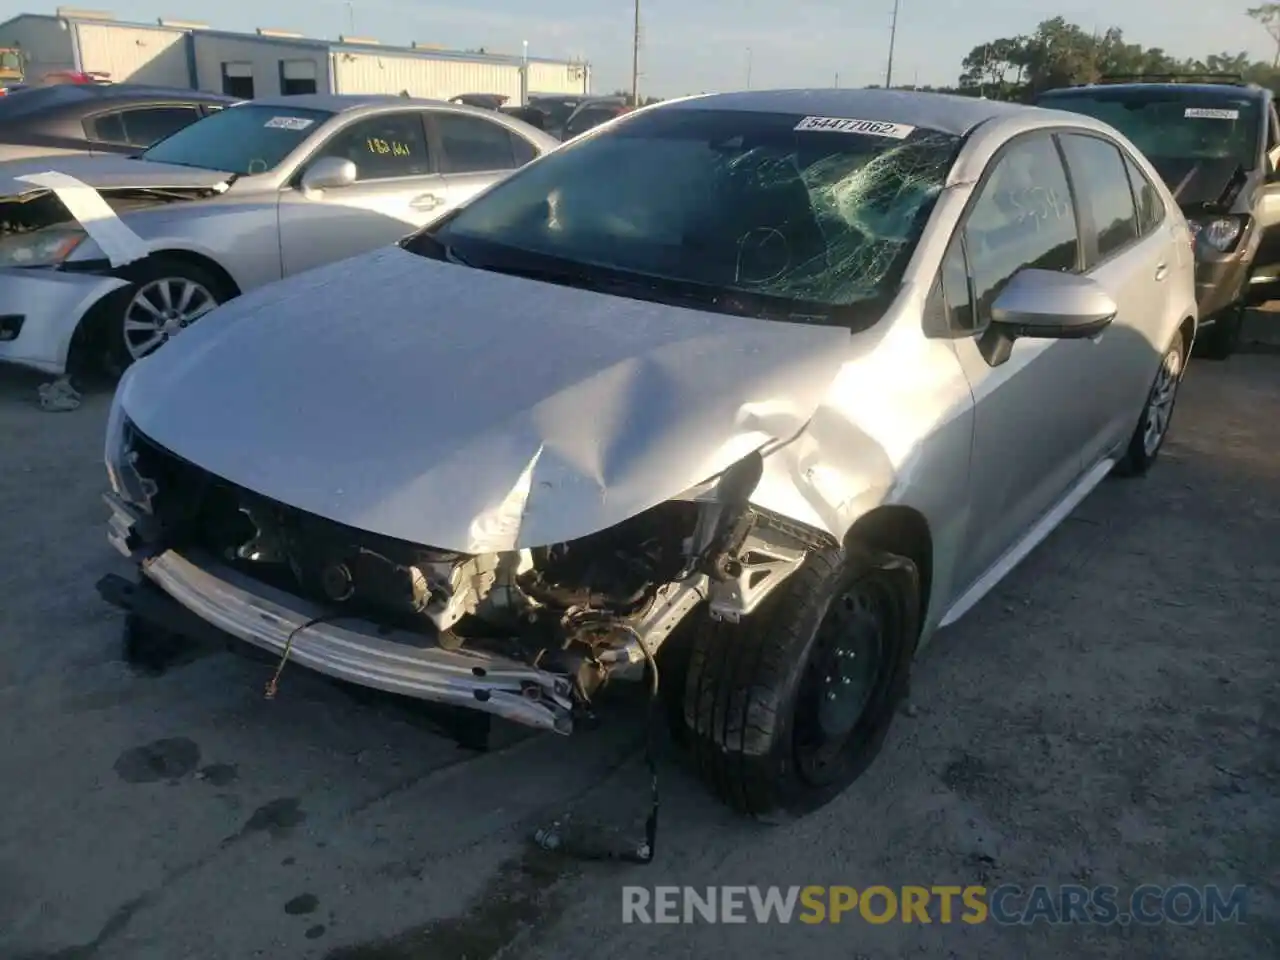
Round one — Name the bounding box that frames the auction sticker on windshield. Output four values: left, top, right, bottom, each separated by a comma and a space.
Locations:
1184, 107, 1240, 120
264, 116, 315, 130
794, 116, 915, 138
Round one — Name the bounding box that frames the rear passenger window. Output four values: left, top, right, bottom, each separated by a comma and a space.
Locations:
436, 113, 519, 172
1123, 155, 1164, 237
121, 106, 202, 147
86, 111, 126, 143
1059, 134, 1139, 263
963, 134, 1079, 328
511, 134, 537, 166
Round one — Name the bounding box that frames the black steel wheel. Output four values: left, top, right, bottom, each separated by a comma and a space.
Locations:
684, 544, 920, 821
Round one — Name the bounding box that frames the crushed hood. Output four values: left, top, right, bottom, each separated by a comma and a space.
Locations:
1147, 156, 1244, 211
0, 153, 232, 199
117, 246, 852, 552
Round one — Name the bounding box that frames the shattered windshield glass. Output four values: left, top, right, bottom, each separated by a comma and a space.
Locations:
1038, 90, 1261, 169
425, 108, 960, 315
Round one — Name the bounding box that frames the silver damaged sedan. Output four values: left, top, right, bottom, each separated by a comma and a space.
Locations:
0, 93, 557, 376
98, 89, 1199, 821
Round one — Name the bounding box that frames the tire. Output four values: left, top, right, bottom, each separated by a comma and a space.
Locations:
1114, 334, 1186, 478
683, 544, 920, 821
1195, 305, 1243, 361
105, 256, 231, 375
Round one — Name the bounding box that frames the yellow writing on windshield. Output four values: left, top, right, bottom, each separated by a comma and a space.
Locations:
366, 137, 412, 157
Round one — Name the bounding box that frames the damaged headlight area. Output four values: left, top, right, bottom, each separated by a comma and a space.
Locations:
0, 223, 86, 267
1, 190, 87, 267
103, 423, 832, 731
1190, 215, 1245, 255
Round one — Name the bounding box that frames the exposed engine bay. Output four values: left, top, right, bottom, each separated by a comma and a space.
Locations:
110, 424, 830, 728
0, 186, 217, 238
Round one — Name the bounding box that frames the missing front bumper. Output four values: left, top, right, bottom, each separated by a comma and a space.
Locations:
97, 548, 577, 734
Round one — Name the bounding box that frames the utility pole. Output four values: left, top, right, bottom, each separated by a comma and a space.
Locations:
834, 71, 839, 88
630, 0, 641, 107
885, 0, 900, 89
745, 47, 753, 88
345, 1, 355, 35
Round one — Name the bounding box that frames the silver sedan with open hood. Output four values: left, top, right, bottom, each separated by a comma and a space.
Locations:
98, 89, 1198, 821
0, 93, 556, 377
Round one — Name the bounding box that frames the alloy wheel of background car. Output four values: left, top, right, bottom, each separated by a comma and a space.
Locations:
123, 277, 218, 361
1114, 335, 1187, 477
105, 256, 232, 374
683, 545, 919, 821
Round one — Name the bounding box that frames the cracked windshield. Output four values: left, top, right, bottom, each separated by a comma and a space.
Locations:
426, 109, 957, 315
0, 1, 1276, 960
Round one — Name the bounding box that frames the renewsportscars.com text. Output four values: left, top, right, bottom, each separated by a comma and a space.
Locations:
621, 884, 1249, 925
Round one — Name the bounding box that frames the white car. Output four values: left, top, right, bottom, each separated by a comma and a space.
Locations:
0, 93, 558, 377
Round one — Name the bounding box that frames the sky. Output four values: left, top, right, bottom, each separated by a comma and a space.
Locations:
18, 0, 1276, 96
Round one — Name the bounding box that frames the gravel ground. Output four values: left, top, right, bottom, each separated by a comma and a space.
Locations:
0, 350, 1276, 960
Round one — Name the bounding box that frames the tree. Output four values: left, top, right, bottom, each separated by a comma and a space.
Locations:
955, 11, 1280, 99
1248, 4, 1280, 67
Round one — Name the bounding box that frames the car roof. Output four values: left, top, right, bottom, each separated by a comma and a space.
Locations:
661, 88, 1034, 136
246, 92, 443, 111
0, 83, 234, 118
1038, 82, 1266, 101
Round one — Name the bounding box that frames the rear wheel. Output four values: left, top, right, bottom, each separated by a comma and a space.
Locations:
1115, 335, 1185, 477
683, 545, 919, 821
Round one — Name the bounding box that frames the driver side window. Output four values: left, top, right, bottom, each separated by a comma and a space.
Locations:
962, 134, 1080, 328
312, 112, 432, 181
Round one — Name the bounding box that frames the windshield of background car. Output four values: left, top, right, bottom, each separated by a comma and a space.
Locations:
430, 108, 960, 311
529, 98, 579, 128
1039, 89, 1261, 169
140, 104, 334, 174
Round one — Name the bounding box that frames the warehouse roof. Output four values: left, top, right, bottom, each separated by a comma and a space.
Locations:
0, 13, 586, 68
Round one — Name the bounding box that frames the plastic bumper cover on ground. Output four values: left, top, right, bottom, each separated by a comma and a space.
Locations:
100, 496, 576, 732
0, 267, 125, 375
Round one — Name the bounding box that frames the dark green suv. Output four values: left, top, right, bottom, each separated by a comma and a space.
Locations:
1037, 75, 1280, 358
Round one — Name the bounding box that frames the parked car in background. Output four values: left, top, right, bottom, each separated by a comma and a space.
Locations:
97, 89, 1196, 821
524, 93, 597, 139
1037, 74, 1278, 358
0, 93, 557, 377
448, 93, 509, 110
0, 82, 235, 162
561, 96, 630, 139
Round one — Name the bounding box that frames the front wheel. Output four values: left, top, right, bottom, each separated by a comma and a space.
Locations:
683, 544, 919, 821
1114, 335, 1185, 477
107, 257, 229, 374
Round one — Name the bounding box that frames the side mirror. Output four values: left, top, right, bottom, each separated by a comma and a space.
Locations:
300, 156, 357, 193
979, 269, 1117, 367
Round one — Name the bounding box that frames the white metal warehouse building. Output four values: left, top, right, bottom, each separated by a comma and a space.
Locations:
0, 9, 591, 102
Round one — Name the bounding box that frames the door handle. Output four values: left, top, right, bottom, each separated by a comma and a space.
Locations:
410, 193, 444, 211
1154, 263, 1169, 281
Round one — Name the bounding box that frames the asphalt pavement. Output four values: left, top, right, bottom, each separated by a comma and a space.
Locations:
0, 347, 1276, 960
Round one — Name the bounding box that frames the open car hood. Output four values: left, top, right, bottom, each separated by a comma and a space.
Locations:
116, 246, 853, 552
0, 153, 232, 199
